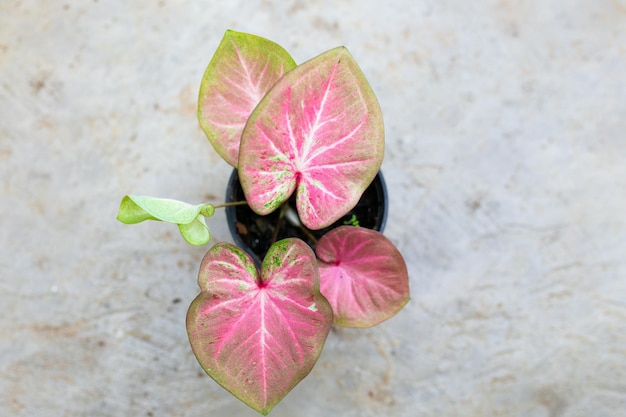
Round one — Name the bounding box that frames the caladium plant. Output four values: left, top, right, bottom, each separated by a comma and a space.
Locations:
116, 30, 410, 415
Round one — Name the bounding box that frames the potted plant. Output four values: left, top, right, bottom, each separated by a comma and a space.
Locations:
117, 30, 410, 415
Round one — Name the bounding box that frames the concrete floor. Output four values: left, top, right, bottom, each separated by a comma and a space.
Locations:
1, 1, 625, 416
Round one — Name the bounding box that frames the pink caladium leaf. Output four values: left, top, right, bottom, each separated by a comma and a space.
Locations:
316, 226, 410, 328
198, 30, 296, 167
186, 239, 333, 415
238, 46, 384, 229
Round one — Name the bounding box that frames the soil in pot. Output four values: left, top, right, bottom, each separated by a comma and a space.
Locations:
226, 170, 388, 264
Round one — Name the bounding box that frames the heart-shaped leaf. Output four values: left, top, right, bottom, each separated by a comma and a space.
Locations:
238, 46, 384, 229
187, 239, 333, 414
316, 226, 409, 328
198, 30, 297, 167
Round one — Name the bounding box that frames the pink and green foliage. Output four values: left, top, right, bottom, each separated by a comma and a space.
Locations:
198, 30, 296, 167
119, 30, 409, 413
186, 239, 333, 415
316, 226, 410, 328
238, 47, 385, 230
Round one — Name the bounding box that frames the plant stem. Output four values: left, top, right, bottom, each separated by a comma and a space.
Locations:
300, 226, 318, 245
283, 205, 318, 244
213, 201, 248, 209
271, 204, 288, 245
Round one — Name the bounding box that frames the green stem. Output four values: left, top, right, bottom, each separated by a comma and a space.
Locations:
213, 201, 248, 209
300, 225, 318, 245
271, 204, 288, 245
283, 205, 318, 244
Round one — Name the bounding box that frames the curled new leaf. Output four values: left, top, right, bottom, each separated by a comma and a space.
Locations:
198, 30, 297, 167
178, 216, 211, 246
187, 239, 333, 414
316, 226, 410, 327
117, 195, 213, 224
116, 195, 214, 245
116, 195, 159, 224
238, 46, 384, 229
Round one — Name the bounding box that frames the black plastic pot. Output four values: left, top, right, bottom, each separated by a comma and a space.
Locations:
225, 169, 388, 265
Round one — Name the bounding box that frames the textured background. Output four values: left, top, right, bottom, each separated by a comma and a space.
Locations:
1, 1, 625, 416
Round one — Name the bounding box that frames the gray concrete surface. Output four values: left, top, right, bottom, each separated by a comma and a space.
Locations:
2, 1, 625, 416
